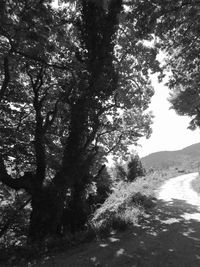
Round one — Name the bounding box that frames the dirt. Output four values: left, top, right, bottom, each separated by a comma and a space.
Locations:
34, 172, 200, 267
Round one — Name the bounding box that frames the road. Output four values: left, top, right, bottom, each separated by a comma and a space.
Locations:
158, 172, 200, 206
35, 172, 200, 267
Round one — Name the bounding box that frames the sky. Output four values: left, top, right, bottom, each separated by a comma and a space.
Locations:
135, 74, 200, 157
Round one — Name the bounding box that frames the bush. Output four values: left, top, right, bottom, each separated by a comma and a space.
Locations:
0, 186, 30, 249
114, 163, 127, 181
90, 179, 155, 237
127, 154, 146, 182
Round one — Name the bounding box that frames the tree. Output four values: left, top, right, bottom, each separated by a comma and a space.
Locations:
139, 0, 200, 130
162, 2, 200, 130
127, 154, 146, 182
0, 0, 160, 242
115, 162, 127, 181
92, 165, 112, 206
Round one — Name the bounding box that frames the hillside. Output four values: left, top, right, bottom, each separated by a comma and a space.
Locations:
142, 142, 200, 171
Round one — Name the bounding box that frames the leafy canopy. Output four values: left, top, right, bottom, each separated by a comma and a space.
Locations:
0, 0, 160, 179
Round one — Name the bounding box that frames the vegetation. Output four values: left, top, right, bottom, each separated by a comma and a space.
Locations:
127, 154, 146, 181
0, 0, 159, 247
142, 143, 200, 172
112, 153, 146, 182
1, 0, 200, 264
91, 167, 181, 237
150, 1, 200, 131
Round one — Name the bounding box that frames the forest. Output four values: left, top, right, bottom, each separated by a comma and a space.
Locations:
0, 0, 200, 264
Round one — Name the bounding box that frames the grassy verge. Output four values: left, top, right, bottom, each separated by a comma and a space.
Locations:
90, 168, 184, 237
0, 168, 190, 266
191, 173, 200, 194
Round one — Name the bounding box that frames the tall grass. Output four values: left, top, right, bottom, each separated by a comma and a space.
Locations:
90, 168, 186, 236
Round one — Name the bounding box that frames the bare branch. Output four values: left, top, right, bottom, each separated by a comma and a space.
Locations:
0, 57, 10, 101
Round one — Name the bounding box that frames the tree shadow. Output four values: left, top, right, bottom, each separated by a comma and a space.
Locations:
37, 199, 200, 267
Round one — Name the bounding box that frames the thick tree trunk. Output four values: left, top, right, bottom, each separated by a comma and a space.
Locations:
28, 184, 66, 242
66, 182, 89, 233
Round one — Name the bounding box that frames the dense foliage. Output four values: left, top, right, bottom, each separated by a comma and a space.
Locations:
0, 0, 161, 245
112, 153, 145, 182
127, 154, 146, 181
0, 0, 199, 261
149, 1, 200, 130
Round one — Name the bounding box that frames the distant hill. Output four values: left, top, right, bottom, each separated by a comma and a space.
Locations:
141, 143, 200, 171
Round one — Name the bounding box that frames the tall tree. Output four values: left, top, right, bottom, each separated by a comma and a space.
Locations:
163, 2, 200, 130
0, 0, 160, 241
142, 0, 200, 130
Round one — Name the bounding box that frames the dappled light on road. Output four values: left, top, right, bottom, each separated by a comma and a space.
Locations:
36, 198, 200, 267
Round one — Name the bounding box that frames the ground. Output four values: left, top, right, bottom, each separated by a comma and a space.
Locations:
33, 172, 200, 267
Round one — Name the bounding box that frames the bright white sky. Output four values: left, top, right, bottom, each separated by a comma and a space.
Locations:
136, 74, 200, 157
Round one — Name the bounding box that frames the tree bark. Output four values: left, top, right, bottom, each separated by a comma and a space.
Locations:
28, 184, 66, 241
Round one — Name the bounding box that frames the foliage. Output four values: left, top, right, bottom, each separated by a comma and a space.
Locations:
119, 1, 200, 132
114, 162, 127, 181
95, 167, 112, 204
90, 166, 186, 237
90, 178, 156, 237
127, 154, 146, 181
0, 0, 162, 244
0, 0, 159, 175
0, 185, 30, 249
147, 1, 200, 130
111, 153, 145, 182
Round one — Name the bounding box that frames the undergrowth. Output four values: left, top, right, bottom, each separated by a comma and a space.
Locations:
90, 168, 186, 237
0, 168, 187, 266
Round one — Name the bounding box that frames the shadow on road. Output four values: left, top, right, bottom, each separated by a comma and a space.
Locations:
37, 199, 200, 267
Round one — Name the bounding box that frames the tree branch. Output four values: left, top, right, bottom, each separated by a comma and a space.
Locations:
12, 47, 73, 72
0, 156, 35, 194
28, 68, 46, 183
43, 100, 59, 131
0, 57, 10, 101
105, 134, 123, 156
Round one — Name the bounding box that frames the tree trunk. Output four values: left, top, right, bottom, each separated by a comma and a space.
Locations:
66, 182, 89, 233
28, 184, 66, 242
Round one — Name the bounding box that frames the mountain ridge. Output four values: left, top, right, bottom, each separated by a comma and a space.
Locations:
141, 142, 200, 171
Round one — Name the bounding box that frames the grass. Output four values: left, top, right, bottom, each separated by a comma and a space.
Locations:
0, 168, 191, 265
90, 168, 185, 237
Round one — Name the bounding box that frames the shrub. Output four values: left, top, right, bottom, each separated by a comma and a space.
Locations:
127, 154, 146, 182
90, 179, 155, 237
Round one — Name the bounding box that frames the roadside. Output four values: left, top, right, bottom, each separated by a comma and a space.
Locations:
0, 168, 184, 267
191, 173, 200, 195
33, 172, 200, 267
